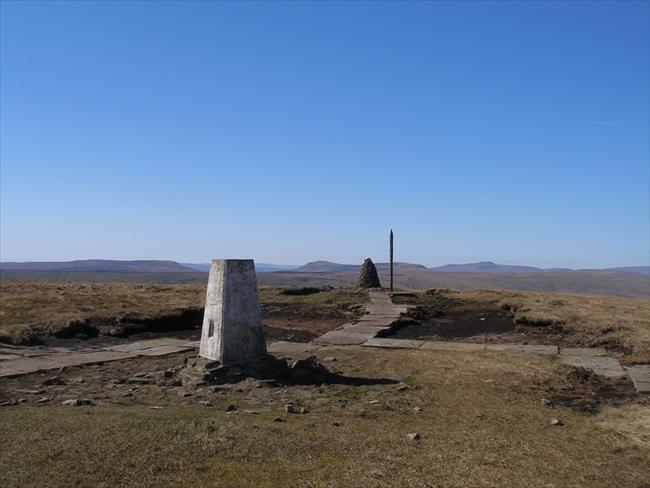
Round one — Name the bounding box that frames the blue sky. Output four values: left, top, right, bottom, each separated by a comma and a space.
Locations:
1, 0, 648, 268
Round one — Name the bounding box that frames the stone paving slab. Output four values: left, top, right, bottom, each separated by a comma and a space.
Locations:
0, 354, 21, 361
559, 349, 626, 378
267, 341, 322, 354
341, 324, 391, 335
313, 330, 375, 346
625, 365, 650, 394
103, 338, 196, 353
484, 344, 558, 355
362, 338, 424, 349
135, 345, 194, 356
561, 347, 608, 357
0, 351, 137, 377
420, 341, 487, 352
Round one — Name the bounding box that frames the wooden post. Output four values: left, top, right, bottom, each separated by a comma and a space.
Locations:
389, 229, 394, 292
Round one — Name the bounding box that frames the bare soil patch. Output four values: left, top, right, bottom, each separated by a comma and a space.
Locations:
390, 289, 650, 364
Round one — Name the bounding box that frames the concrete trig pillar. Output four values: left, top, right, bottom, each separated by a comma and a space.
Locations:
199, 259, 267, 364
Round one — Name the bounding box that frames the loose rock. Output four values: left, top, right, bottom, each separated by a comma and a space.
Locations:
407, 433, 421, 441
550, 418, 563, 426
62, 399, 92, 407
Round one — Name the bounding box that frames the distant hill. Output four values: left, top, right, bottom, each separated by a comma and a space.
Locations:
604, 266, 650, 275
0, 260, 196, 273
429, 261, 543, 273
295, 261, 428, 273
181, 263, 299, 273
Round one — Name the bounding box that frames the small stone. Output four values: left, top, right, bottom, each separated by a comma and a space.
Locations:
226, 404, 237, 412
407, 433, 421, 441
198, 401, 213, 407
18, 398, 27, 403
541, 398, 552, 406
285, 403, 295, 414
1, 400, 18, 407
72, 377, 85, 383
324, 357, 337, 362
62, 399, 92, 406
149, 406, 163, 410
37, 397, 50, 403
397, 385, 408, 391
110, 378, 126, 385
414, 407, 423, 413
299, 407, 309, 414
273, 417, 286, 423
369, 400, 380, 405
332, 421, 341, 427
550, 418, 563, 426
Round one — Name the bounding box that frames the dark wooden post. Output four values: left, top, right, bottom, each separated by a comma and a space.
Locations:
389, 229, 394, 291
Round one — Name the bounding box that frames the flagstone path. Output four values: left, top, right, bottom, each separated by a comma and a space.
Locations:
1, 291, 648, 394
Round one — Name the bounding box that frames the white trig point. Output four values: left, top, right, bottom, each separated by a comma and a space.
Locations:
199, 259, 267, 364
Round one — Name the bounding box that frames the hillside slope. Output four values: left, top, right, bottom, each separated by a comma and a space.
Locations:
0, 260, 196, 273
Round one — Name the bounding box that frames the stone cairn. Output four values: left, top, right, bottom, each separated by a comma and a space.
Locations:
357, 257, 382, 288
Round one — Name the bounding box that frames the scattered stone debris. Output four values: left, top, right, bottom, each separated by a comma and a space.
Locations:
299, 407, 309, 414
407, 433, 421, 441
178, 354, 337, 388
541, 398, 552, 406
198, 401, 213, 407
369, 400, 380, 405
357, 258, 382, 289
550, 418, 563, 426
37, 397, 50, 403
62, 399, 93, 407
414, 407, 423, 413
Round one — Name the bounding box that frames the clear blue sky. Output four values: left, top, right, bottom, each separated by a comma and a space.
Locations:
1, 1, 648, 268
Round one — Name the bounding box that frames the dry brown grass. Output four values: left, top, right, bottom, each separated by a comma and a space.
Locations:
0, 281, 367, 344
1, 346, 648, 487
0, 281, 205, 343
